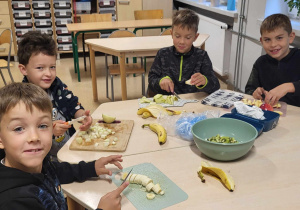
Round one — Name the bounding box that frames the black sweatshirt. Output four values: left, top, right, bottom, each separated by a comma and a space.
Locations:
148, 45, 220, 95
0, 151, 97, 210
245, 48, 300, 107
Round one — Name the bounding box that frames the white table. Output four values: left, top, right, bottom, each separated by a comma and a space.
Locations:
60, 92, 300, 209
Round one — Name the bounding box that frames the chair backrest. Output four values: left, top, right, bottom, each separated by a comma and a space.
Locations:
134, 9, 163, 20
160, 28, 172, 36
108, 30, 136, 38
77, 13, 112, 23
0, 29, 12, 59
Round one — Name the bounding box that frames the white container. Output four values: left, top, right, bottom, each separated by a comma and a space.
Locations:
265, 0, 288, 18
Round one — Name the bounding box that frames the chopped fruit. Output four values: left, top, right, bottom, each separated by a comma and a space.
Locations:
146, 193, 156, 200
260, 103, 274, 111
102, 114, 116, 123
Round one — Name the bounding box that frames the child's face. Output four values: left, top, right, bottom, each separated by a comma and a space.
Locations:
260, 27, 295, 61
0, 102, 52, 173
171, 25, 199, 54
19, 53, 57, 90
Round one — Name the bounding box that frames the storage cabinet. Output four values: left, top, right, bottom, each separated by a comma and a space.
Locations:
0, 0, 15, 56
6, 0, 172, 57
8, 0, 74, 55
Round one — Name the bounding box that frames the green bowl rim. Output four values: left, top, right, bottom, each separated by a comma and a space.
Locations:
191, 118, 258, 146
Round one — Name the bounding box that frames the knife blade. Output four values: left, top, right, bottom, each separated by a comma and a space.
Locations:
172, 91, 181, 99
121, 168, 133, 185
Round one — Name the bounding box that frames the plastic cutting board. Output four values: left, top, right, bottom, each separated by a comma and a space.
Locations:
112, 163, 188, 210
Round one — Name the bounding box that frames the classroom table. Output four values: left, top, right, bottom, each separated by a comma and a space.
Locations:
85, 34, 209, 101
67, 19, 172, 82
59, 92, 300, 209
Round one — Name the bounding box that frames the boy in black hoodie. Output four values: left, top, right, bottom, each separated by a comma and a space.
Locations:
148, 9, 220, 95
245, 14, 300, 107
0, 83, 128, 210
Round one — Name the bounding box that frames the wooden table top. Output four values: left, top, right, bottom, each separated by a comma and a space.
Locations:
60, 92, 300, 209
85, 34, 210, 54
66, 19, 172, 32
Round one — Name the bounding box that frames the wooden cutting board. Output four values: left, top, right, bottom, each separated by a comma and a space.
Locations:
69, 120, 134, 152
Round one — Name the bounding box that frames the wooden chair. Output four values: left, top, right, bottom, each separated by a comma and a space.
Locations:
105, 30, 145, 101
160, 27, 172, 36
134, 10, 164, 72
0, 29, 14, 85
134, 9, 163, 20
77, 13, 112, 71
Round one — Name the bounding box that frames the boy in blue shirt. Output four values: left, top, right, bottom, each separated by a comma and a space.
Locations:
0, 82, 128, 210
18, 31, 93, 160
245, 14, 300, 107
148, 9, 220, 95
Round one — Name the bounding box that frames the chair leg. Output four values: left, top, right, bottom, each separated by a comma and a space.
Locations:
105, 54, 109, 99
82, 33, 87, 72
7, 66, 14, 82
144, 57, 147, 73
0, 69, 7, 85
142, 73, 145, 96
111, 75, 114, 101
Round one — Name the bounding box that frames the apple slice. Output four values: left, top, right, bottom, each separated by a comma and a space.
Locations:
102, 114, 116, 123
260, 103, 273, 111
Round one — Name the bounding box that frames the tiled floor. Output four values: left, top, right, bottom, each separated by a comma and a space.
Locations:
0, 54, 227, 113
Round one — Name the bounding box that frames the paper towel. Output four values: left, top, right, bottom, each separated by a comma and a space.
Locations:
234, 101, 266, 120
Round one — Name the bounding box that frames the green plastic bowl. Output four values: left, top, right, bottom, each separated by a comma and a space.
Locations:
192, 118, 258, 161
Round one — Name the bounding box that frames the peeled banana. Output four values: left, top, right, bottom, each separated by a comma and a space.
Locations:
198, 161, 235, 191
142, 123, 167, 145
137, 104, 182, 118
121, 172, 165, 199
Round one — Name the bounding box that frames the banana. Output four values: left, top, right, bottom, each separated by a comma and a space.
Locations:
142, 123, 167, 145
199, 161, 235, 191
137, 108, 150, 115
142, 111, 152, 119
197, 166, 205, 183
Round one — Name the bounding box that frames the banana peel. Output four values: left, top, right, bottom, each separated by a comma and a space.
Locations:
142, 111, 153, 119
137, 104, 182, 118
198, 161, 235, 191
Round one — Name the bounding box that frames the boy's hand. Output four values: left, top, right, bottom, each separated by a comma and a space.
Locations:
53, 120, 71, 136
95, 155, 124, 176
264, 83, 295, 106
79, 110, 93, 131
97, 181, 129, 210
160, 78, 174, 93
253, 87, 265, 100
190, 73, 206, 87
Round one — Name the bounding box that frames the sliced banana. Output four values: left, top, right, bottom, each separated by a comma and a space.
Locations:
146, 193, 156, 200
142, 177, 153, 187
121, 172, 128, 180
121, 172, 165, 197
129, 174, 137, 183
145, 182, 155, 192
152, 183, 162, 194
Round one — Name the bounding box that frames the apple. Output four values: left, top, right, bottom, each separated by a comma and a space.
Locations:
260, 103, 273, 111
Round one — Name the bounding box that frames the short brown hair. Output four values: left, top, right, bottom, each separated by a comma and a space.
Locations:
172, 9, 199, 33
0, 83, 52, 124
260, 13, 292, 35
17, 31, 56, 66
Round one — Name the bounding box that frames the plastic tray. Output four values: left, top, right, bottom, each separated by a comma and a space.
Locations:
221, 113, 264, 136
231, 108, 280, 132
